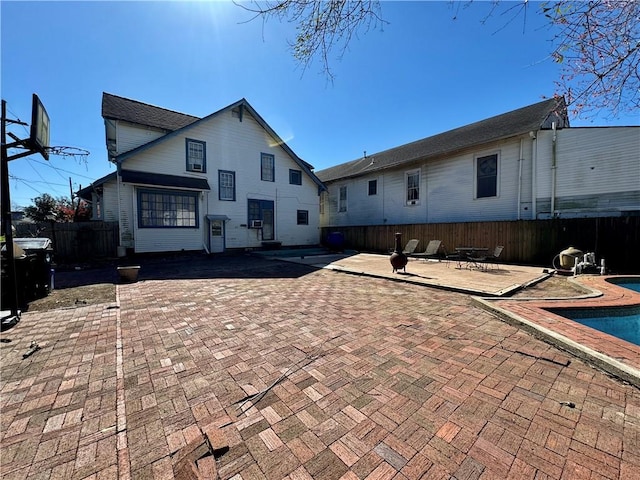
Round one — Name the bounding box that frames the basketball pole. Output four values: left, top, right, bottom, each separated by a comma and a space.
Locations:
1, 99, 21, 323
2, 96, 50, 326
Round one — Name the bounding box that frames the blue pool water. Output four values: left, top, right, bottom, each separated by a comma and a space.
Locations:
608, 277, 640, 293
547, 305, 640, 346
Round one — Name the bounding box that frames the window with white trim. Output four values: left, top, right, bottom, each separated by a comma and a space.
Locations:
219, 170, 235, 201
261, 153, 275, 181
476, 153, 498, 198
138, 189, 198, 228
406, 169, 420, 205
338, 186, 347, 212
186, 139, 206, 172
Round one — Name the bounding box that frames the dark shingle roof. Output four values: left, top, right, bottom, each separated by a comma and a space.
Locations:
120, 170, 211, 190
316, 97, 568, 182
102, 92, 199, 131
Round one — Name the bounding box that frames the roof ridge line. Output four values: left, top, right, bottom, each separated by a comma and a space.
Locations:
102, 92, 200, 119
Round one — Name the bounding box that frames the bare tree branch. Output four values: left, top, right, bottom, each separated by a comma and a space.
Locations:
236, 0, 387, 79
547, 1, 639, 118
236, 0, 640, 118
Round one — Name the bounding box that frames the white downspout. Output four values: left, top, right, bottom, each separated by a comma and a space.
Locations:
551, 122, 557, 216
382, 173, 385, 223
517, 138, 524, 220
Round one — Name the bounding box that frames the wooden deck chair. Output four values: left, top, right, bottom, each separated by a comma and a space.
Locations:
411, 240, 442, 261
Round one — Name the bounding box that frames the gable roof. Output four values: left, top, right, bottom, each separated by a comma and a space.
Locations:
108, 95, 325, 191
76, 171, 117, 201
102, 92, 199, 131
316, 97, 568, 183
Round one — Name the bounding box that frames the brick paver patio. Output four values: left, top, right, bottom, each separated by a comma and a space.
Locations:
1, 254, 639, 479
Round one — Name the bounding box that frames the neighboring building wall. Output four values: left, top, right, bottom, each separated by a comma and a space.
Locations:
89, 191, 103, 220
320, 127, 639, 227
321, 135, 534, 226
426, 136, 529, 223
534, 127, 640, 218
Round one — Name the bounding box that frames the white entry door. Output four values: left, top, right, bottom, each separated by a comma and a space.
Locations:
209, 219, 225, 253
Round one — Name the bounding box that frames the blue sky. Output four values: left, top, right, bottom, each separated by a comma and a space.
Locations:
2, 1, 638, 209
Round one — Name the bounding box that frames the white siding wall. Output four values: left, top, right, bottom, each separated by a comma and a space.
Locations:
427, 138, 526, 223
102, 182, 119, 222
116, 122, 166, 155
119, 183, 135, 248
117, 109, 320, 252
534, 127, 640, 217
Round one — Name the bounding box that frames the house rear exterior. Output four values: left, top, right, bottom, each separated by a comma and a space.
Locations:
316, 98, 639, 226
79, 93, 325, 254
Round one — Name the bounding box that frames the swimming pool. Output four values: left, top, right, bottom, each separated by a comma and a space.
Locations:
547, 305, 640, 346
479, 275, 640, 387
608, 277, 640, 293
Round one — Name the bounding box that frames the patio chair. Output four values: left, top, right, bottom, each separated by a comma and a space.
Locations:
402, 238, 420, 255
389, 238, 419, 256
477, 245, 504, 270
411, 240, 443, 261
445, 250, 465, 268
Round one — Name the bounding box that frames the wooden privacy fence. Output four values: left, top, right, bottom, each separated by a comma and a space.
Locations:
15, 221, 119, 262
322, 216, 640, 273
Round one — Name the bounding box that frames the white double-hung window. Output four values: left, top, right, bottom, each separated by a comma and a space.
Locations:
186, 139, 206, 172
406, 169, 420, 205
219, 170, 235, 201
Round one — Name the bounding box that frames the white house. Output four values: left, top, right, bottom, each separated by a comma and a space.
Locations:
316, 98, 640, 226
79, 93, 325, 254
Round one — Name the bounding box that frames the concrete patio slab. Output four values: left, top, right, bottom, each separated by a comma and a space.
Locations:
275, 252, 550, 296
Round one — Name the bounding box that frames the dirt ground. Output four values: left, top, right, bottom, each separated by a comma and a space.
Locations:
26, 263, 117, 312
27, 283, 116, 312
510, 274, 590, 298
24, 256, 588, 313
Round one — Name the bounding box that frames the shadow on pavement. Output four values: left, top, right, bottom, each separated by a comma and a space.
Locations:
52, 252, 317, 289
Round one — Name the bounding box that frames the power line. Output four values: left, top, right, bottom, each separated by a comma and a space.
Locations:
28, 157, 96, 181
27, 157, 60, 188
8, 174, 68, 188
32, 156, 68, 182
10, 176, 45, 196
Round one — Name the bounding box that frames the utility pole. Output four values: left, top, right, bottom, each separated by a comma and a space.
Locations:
1, 99, 20, 325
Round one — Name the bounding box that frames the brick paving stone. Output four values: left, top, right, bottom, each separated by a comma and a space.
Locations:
1, 256, 639, 479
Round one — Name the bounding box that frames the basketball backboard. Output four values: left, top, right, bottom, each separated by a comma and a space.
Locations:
29, 93, 50, 160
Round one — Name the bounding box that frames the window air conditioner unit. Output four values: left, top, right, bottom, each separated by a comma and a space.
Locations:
191, 164, 202, 171
250, 220, 263, 228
